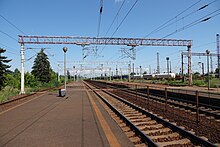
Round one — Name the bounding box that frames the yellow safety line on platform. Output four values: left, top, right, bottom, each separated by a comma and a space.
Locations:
86, 89, 121, 147
0, 92, 47, 115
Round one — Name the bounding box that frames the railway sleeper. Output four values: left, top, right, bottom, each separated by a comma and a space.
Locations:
129, 118, 151, 123
126, 115, 148, 120
150, 132, 180, 141
125, 131, 136, 138
143, 128, 172, 136
134, 143, 148, 147
119, 107, 136, 111
139, 124, 164, 131
124, 112, 143, 117
122, 126, 131, 132
157, 138, 192, 147
133, 120, 157, 126
129, 136, 142, 145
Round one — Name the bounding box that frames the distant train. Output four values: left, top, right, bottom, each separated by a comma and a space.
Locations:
94, 73, 176, 80
133, 73, 176, 80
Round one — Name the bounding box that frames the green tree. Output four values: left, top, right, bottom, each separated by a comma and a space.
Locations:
31, 49, 52, 83
0, 48, 11, 90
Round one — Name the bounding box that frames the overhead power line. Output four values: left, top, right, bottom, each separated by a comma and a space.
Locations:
100, 0, 140, 59
97, 0, 126, 57
104, 0, 126, 37
0, 30, 17, 41
97, 0, 104, 38
0, 14, 60, 67
0, 14, 27, 35
144, 0, 202, 38
110, 0, 139, 37
162, 8, 220, 39
145, 0, 217, 38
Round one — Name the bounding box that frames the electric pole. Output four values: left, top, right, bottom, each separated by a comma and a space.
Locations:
217, 34, 220, 79
166, 57, 169, 74
157, 52, 160, 74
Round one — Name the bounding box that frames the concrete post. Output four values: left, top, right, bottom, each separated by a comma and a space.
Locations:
58, 64, 60, 82
128, 64, 131, 82
20, 43, 25, 94
109, 68, 111, 81
187, 46, 192, 86
181, 52, 184, 82
120, 68, 122, 81
202, 63, 204, 80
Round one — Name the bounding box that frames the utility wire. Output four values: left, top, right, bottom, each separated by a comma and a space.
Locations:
137, 4, 220, 53
97, 0, 103, 38
0, 30, 17, 41
162, 8, 220, 39
110, 0, 139, 37
0, 14, 27, 35
146, 0, 217, 38
97, 0, 126, 57
144, 0, 202, 38
101, 0, 140, 60
104, 0, 126, 37
94, 0, 104, 59
0, 14, 60, 68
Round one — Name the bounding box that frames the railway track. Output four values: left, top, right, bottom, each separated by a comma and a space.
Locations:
84, 81, 216, 146
93, 81, 220, 120
87, 80, 220, 143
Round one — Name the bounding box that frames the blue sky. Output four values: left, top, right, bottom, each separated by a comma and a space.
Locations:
0, 0, 220, 76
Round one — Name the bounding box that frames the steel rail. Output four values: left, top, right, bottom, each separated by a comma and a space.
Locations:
84, 80, 216, 147
96, 81, 220, 118
84, 81, 157, 146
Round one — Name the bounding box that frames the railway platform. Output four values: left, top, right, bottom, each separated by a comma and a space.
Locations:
0, 82, 133, 147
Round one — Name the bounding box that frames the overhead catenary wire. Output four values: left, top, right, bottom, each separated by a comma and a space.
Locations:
110, 0, 139, 37
110, 0, 208, 61
145, 0, 217, 38
105, 0, 140, 60
0, 30, 17, 41
0, 14, 60, 71
97, 0, 103, 38
104, 0, 126, 37
0, 14, 27, 35
137, 4, 220, 53
97, 0, 126, 57
161, 8, 220, 39
144, 0, 202, 38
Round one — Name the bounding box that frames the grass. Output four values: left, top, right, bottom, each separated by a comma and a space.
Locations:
0, 86, 20, 102
210, 78, 220, 88
0, 80, 64, 103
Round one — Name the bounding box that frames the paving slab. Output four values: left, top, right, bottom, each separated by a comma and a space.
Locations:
0, 82, 133, 147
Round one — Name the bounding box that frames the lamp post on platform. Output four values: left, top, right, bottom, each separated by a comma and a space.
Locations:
206, 49, 210, 90
166, 57, 169, 74
63, 47, 68, 90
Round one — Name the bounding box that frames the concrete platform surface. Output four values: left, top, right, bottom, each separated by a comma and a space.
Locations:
0, 82, 133, 147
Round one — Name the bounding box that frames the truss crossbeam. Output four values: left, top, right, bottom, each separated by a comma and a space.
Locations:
18, 35, 192, 46
182, 52, 220, 56
58, 61, 130, 65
